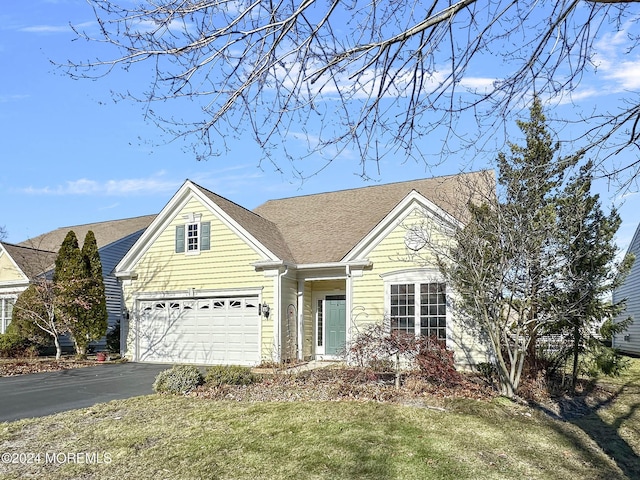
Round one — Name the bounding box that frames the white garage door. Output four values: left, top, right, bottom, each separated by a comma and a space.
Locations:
135, 296, 260, 366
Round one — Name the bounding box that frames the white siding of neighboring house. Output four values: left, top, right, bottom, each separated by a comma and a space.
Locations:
613, 223, 640, 355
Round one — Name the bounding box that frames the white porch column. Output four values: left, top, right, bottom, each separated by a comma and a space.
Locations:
297, 279, 305, 361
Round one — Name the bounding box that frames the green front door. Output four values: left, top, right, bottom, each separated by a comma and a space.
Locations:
325, 295, 346, 355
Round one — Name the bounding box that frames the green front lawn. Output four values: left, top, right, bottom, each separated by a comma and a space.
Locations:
1, 360, 639, 480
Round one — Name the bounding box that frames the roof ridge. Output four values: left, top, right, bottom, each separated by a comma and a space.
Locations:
257, 169, 492, 204
1, 241, 56, 254
49, 213, 157, 231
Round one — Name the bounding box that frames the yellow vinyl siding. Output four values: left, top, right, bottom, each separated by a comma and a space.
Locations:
351, 207, 486, 367
127, 198, 265, 291
351, 207, 447, 325
123, 196, 275, 360
0, 253, 25, 282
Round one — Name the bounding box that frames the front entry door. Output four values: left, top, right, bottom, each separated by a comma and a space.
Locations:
325, 295, 346, 355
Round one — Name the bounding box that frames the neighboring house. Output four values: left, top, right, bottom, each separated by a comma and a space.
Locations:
613, 222, 640, 355
0, 215, 156, 348
115, 171, 495, 368
0, 243, 56, 334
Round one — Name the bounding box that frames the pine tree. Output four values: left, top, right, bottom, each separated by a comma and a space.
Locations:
557, 161, 634, 387
496, 97, 576, 366
441, 98, 576, 397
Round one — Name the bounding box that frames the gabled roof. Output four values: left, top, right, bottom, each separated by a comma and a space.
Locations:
0, 243, 57, 279
19, 214, 157, 253
192, 183, 295, 262
253, 170, 494, 264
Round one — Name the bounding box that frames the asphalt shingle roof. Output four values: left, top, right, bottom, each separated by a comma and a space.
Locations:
253, 170, 494, 264
0, 243, 58, 279
19, 215, 157, 253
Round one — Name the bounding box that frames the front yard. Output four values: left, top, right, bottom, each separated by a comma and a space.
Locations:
0, 359, 638, 480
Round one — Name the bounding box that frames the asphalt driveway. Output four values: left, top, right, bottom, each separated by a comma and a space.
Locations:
0, 363, 170, 422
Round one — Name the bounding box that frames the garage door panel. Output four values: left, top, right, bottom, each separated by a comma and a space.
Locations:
136, 297, 260, 365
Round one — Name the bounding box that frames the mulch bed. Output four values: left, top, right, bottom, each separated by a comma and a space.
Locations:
0, 357, 111, 377
191, 367, 497, 406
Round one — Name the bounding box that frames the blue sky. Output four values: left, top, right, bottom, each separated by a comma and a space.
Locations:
1, 0, 639, 255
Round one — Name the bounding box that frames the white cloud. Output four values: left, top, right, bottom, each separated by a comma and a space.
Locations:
19, 25, 70, 33
604, 61, 640, 90
22, 173, 180, 196
0, 94, 29, 103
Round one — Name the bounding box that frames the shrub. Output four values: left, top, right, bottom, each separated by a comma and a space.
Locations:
0, 324, 41, 358
152, 365, 203, 394
581, 345, 630, 378
346, 322, 461, 389
106, 320, 120, 354
413, 336, 463, 385
205, 365, 259, 387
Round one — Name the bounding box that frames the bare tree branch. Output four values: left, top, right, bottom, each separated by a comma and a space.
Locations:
62, 1, 640, 184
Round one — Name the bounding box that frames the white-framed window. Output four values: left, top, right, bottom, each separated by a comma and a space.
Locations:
175, 218, 210, 254
1, 297, 16, 334
390, 282, 446, 340
382, 269, 448, 341
187, 222, 199, 252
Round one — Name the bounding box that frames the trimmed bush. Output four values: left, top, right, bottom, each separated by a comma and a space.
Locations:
205, 365, 259, 387
152, 365, 204, 394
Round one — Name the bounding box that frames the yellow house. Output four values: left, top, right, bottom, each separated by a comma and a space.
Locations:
115, 171, 494, 367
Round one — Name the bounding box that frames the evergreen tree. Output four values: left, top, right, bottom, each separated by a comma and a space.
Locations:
53, 231, 94, 357
441, 98, 575, 397
78, 231, 108, 355
556, 161, 634, 387
496, 97, 576, 364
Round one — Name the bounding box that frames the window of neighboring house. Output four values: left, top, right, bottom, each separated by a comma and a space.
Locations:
175, 221, 211, 254
1, 297, 15, 334
390, 282, 446, 340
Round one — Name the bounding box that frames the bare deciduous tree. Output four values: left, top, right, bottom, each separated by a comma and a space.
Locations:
65, 1, 640, 184
12, 278, 66, 360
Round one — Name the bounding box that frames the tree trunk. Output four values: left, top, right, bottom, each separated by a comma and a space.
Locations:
54, 336, 61, 360
571, 321, 580, 390
74, 338, 87, 359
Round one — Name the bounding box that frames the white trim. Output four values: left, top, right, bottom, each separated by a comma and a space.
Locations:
312, 290, 347, 359
133, 287, 263, 301
185, 221, 201, 255
296, 260, 372, 270
343, 190, 462, 262
297, 279, 305, 361
382, 269, 451, 347
0, 296, 17, 334
380, 267, 444, 283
